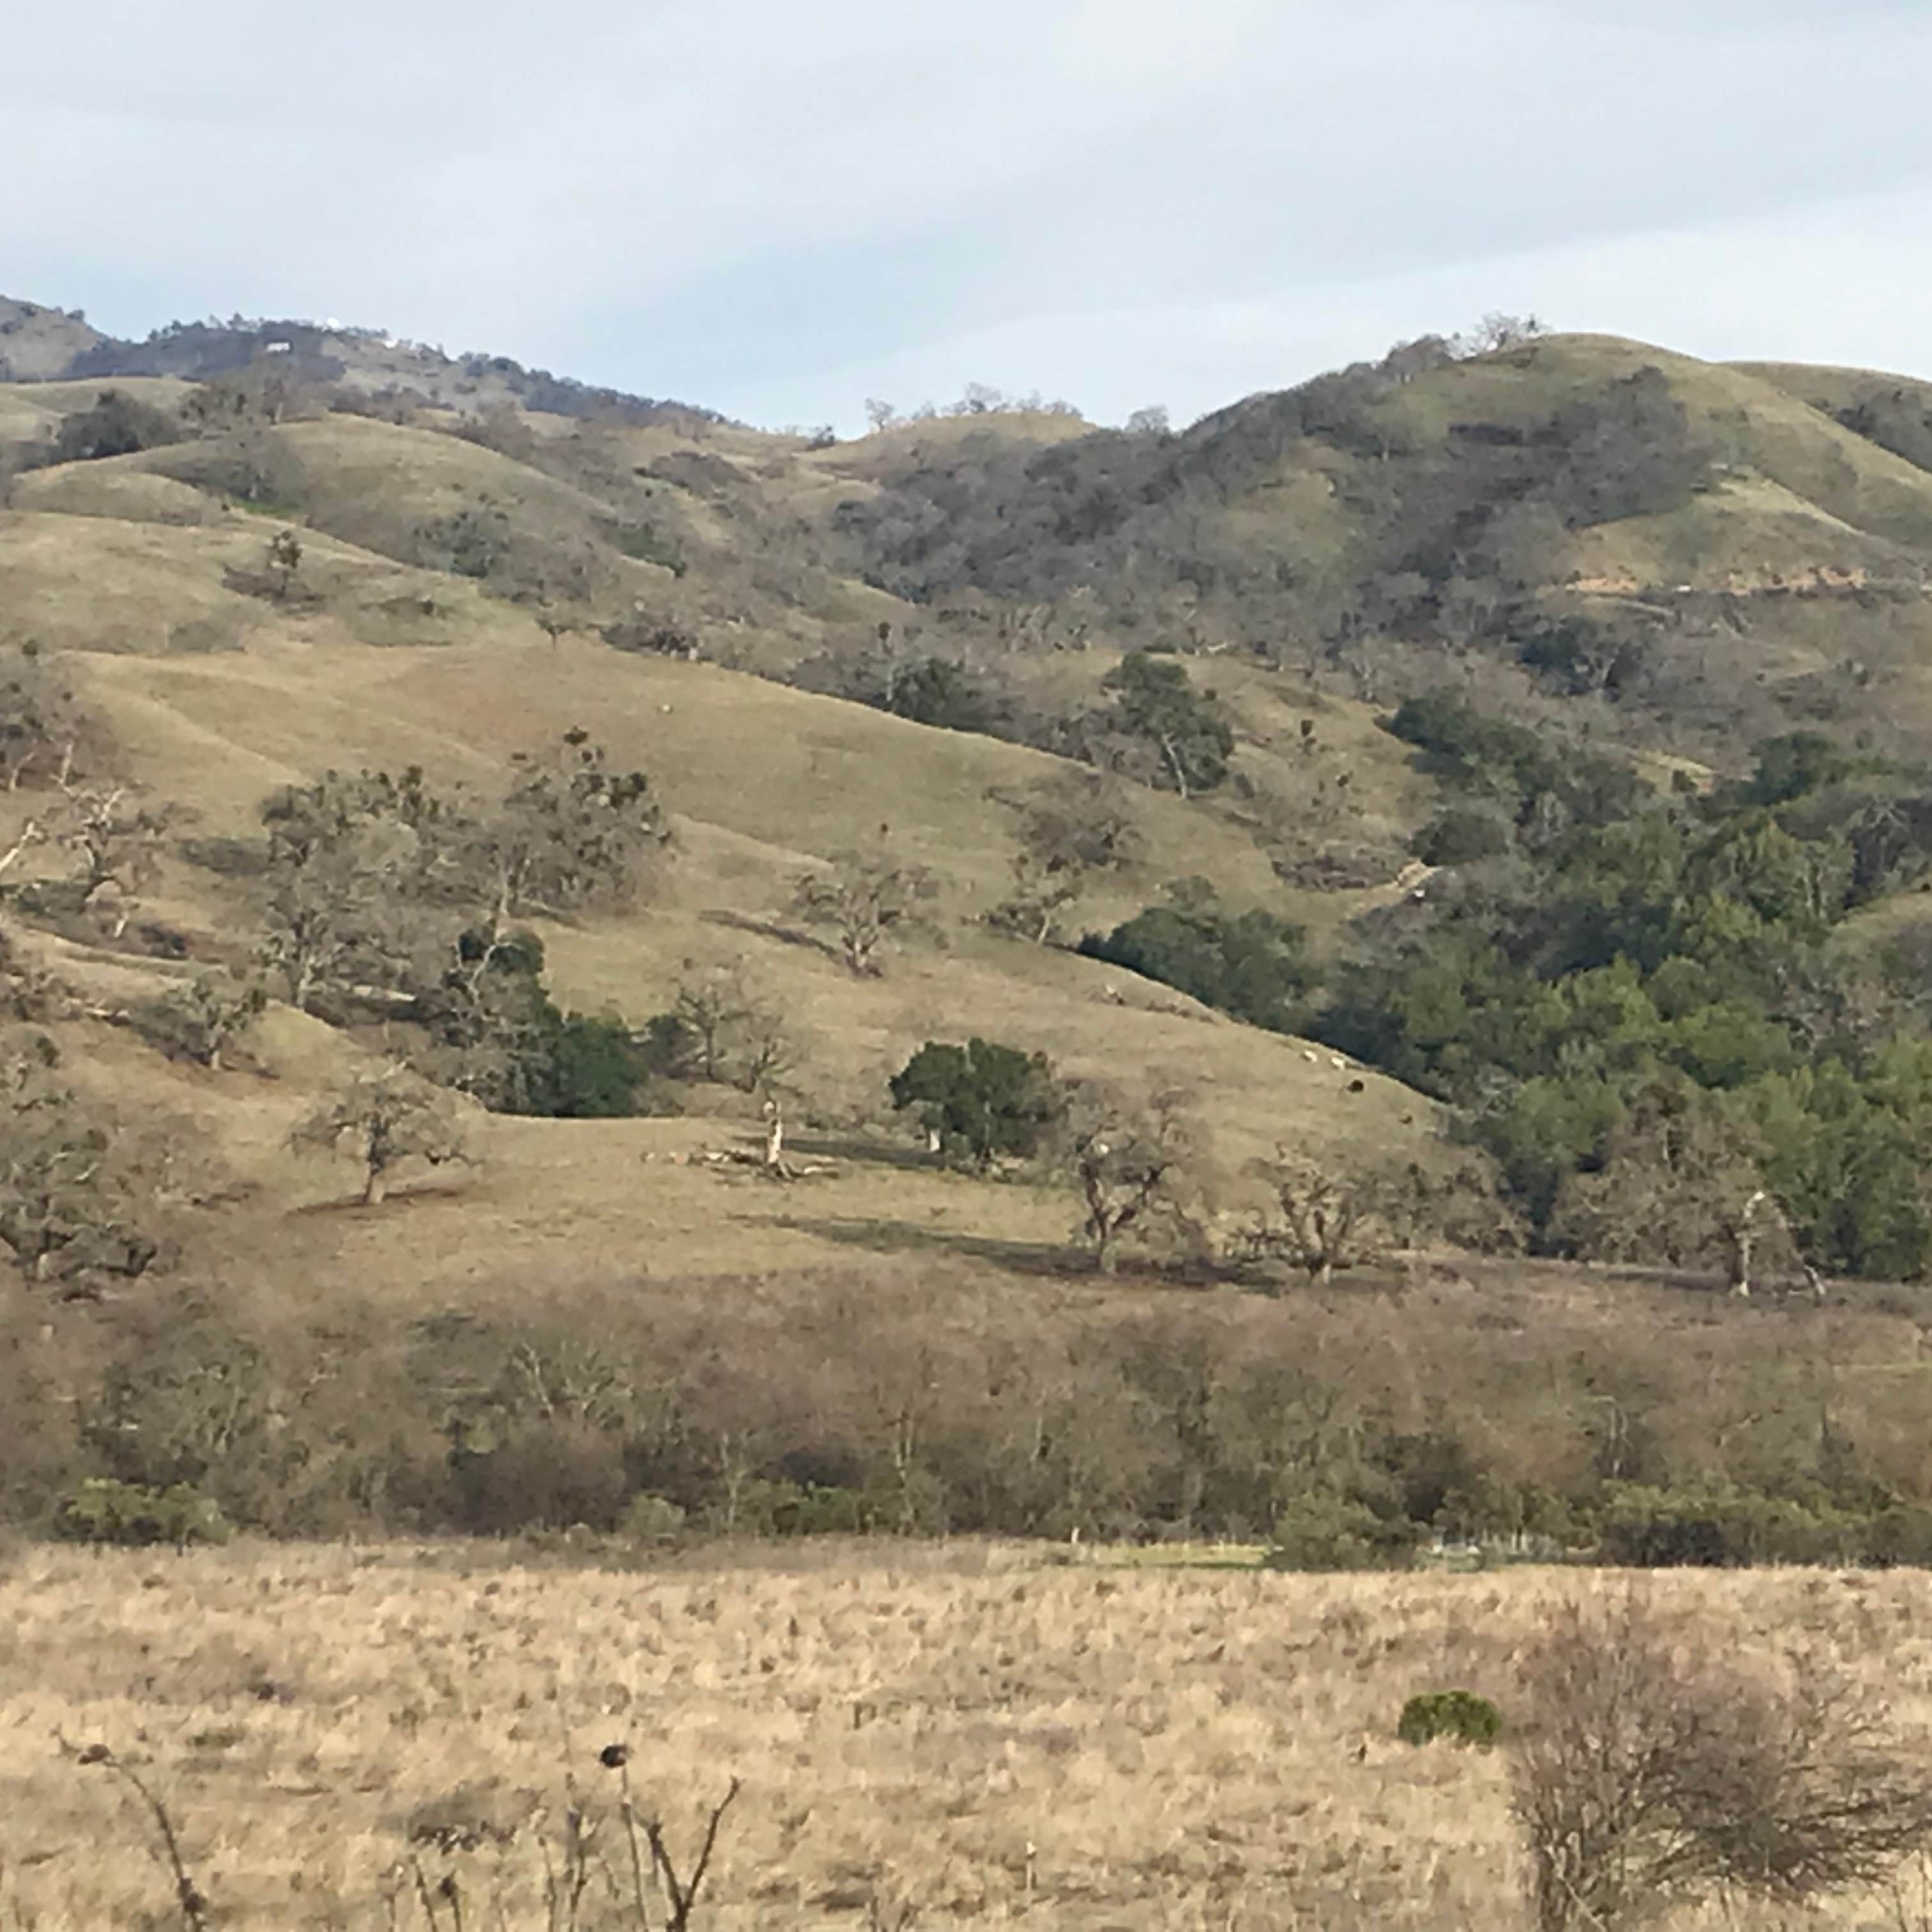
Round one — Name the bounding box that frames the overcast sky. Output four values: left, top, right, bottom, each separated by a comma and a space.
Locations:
13, 0, 1932, 431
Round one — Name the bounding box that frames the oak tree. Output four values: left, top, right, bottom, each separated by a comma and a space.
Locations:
792, 847, 939, 977
291, 1064, 468, 1207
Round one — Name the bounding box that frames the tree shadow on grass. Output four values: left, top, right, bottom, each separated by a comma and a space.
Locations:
701, 907, 842, 965
761, 1213, 1222, 1289
783, 1131, 939, 1174
290, 1179, 474, 1216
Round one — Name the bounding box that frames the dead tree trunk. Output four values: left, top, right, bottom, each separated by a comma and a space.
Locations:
1726, 1188, 1768, 1298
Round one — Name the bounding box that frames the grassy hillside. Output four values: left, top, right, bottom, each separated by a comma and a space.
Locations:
827, 330, 1932, 754
61, 638, 1436, 1227
0, 296, 104, 381
8, 303, 1932, 1565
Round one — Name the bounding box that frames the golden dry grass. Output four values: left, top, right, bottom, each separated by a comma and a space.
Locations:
3, 1546, 1930, 1929
39, 634, 1440, 1299
0, 508, 547, 657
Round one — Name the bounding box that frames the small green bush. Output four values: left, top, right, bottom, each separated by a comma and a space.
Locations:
617, 1493, 687, 1545
1080, 895, 1317, 1033
1264, 1492, 1418, 1572
52, 1478, 231, 1549
1397, 1689, 1503, 1749
707, 1478, 872, 1538
1860, 1503, 1932, 1568
608, 521, 686, 574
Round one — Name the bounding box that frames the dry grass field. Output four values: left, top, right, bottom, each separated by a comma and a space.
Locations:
4, 1544, 1932, 1930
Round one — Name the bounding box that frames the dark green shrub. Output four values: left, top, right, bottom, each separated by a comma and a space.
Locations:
1100, 652, 1234, 796
1594, 1484, 1860, 1568
617, 1493, 688, 1545
1264, 1492, 1418, 1571
1397, 1689, 1502, 1748
1385, 689, 1643, 827
1411, 807, 1510, 866
52, 1478, 231, 1549
707, 1478, 872, 1537
884, 656, 1004, 735
1861, 1503, 1932, 1568
1742, 730, 1856, 807
53, 390, 182, 463
606, 521, 686, 574
539, 1013, 650, 1118
1080, 896, 1316, 1032
889, 1038, 1063, 1166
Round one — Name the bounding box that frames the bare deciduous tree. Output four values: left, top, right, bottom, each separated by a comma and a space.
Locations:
0, 1029, 165, 1288
1514, 1591, 1932, 1931
54, 781, 172, 932
460, 729, 668, 928
1244, 1154, 1406, 1287
1549, 1092, 1797, 1294
135, 977, 267, 1072
0, 924, 68, 1021
291, 1065, 468, 1207
792, 847, 939, 977
1062, 1085, 1198, 1273
0, 646, 89, 793
256, 859, 386, 1013
992, 771, 1144, 946
669, 962, 799, 1093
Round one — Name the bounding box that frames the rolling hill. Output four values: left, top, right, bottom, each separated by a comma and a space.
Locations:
5, 296, 1932, 1555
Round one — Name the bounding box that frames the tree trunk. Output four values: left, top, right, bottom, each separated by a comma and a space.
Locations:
1727, 1229, 1753, 1297
361, 1167, 387, 1207
764, 1106, 785, 1170
1158, 735, 1191, 800
1727, 1189, 1767, 1297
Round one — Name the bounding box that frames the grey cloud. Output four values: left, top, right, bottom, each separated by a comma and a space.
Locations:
10, 0, 1931, 424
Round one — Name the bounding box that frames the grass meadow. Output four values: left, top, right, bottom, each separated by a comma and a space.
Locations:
5, 1542, 1932, 1929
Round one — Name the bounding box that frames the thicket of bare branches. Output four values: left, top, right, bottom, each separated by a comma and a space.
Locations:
1061, 1084, 1199, 1273
792, 847, 939, 977
0, 1027, 172, 1292
291, 1065, 468, 1206
1514, 1592, 1932, 1931
1241, 1154, 1408, 1286
990, 769, 1144, 946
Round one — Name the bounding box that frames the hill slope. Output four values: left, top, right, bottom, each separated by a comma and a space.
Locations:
6, 296, 1932, 1575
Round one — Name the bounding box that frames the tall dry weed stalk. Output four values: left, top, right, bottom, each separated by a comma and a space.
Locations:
70, 1729, 743, 1932
70, 1742, 209, 1931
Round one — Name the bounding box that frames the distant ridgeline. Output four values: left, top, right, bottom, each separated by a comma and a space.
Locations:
1, 295, 718, 424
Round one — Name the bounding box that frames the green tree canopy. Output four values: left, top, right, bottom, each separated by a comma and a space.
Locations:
1081, 891, 1317, 1032
1100, 653, 1234, 798
889, 1038, 1064, 1167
